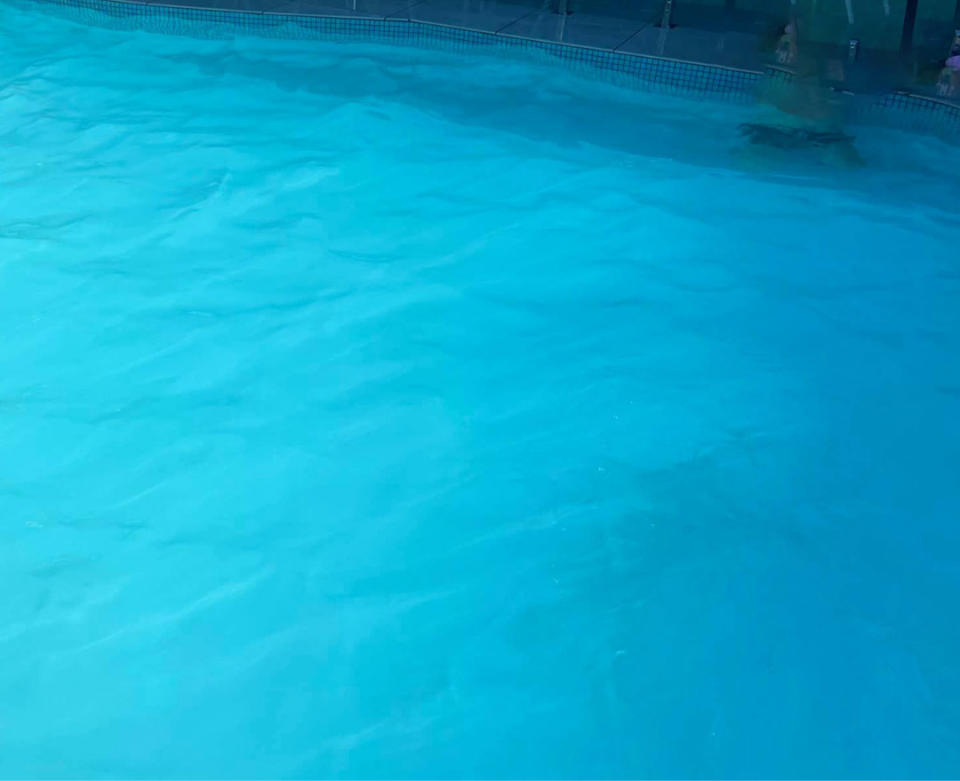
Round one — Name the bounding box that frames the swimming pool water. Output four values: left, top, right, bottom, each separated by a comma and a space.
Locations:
2, 3, 960, 777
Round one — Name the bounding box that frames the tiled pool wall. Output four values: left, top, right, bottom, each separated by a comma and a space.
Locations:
16, 0, 960, 137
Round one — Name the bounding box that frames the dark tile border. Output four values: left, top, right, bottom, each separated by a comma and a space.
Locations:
868, 91, 960, 136
14, 0, 960, 136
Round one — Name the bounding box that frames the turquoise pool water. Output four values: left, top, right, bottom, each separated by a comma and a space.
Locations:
2, 3, 960, 777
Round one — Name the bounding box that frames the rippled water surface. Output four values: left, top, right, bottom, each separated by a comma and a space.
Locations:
2, 3, 960, 777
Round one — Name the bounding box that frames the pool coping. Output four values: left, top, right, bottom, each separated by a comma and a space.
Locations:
15, 0, 960, 136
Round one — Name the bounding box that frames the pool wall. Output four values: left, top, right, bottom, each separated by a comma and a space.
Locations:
15, 0, 960, 137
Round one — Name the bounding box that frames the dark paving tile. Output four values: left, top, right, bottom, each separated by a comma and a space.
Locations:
500, 10, 647, 50
268, 0, 415, 16
151, 0, 287, 11
618, 25, 766, 71
390, 0, 535, 32
669, 3, 783, 36
566, 0, 662, 23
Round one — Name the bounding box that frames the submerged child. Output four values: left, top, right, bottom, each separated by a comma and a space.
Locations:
738, 17, 863, 168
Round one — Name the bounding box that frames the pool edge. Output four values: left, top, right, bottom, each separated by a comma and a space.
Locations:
10, 0, 960, 136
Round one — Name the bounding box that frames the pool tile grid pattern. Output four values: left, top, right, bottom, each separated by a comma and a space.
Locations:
19, 0, 960, 135
21, 0, 767, 100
